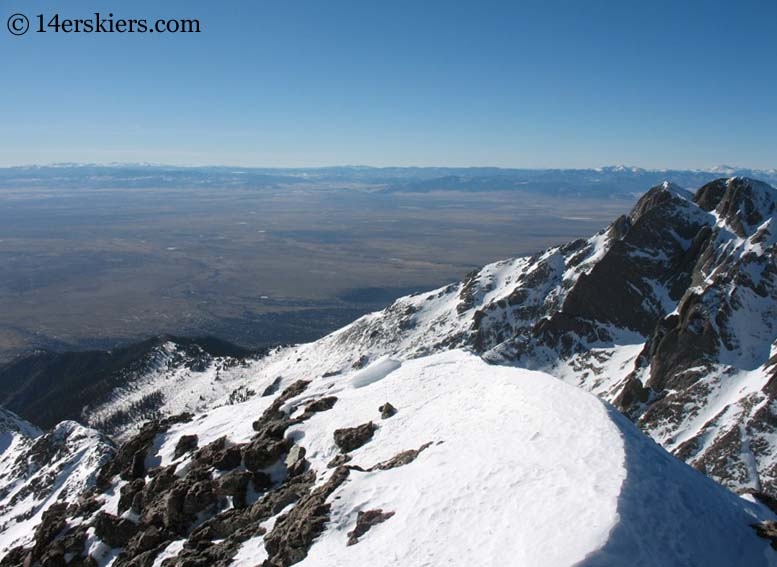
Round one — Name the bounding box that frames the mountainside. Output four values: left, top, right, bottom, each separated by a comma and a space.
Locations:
0, 408, 114, 555
2, 351, 775, 566
0, 337, 255, 438
272, 176, 777, 495
3, 176, 777, 564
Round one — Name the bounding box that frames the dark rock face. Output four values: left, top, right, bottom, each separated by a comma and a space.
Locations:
298, 397, 338, 420
346, 509, 395, 546
557, 184, 706, 336
261, 377, 283, 397
0, 503, 87, 567
196, 437, 243, 471
33, 503, 69, 554
333, 422, 377, 453
118, 479, 145, 515
369, 442, 432, 471
93, 511, 140, 548
216, 470, 252, 509
695, 178, 729, 212
714, 177, 776, 237
607, 178, 777, 493
262, 466, 350, 566
456, 183, 714, 365
173, 434, 199, 459
378, 402, 397, 419
284, 445, 308, 477
326, 454, 351, 469
97, 413, 192, 488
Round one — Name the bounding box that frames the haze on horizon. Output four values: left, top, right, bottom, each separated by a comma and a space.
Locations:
1, 0, 775, 169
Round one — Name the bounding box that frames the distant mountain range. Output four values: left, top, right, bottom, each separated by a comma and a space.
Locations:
1, 164, 776, 197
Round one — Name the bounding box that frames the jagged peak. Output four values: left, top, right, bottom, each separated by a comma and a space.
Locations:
661, 180, 692, 196
627, 180, 693, 224
695, 177, 777, 237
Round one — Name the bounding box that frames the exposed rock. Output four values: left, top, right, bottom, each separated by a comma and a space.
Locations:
252, 380, 310, 434
243, 436, 290, 473
215, 470, 252, 508
326, 454, 351, 469
378, 402, 397, 419
750, 491, 777, 515
93, 511, 140, 548
250, 471, 317, 524
98, 413, 192, 488
346, 509, 395, 546
141, 466, 178, 508
753, 521, 777, 550
119, 479, 146, 515
32, 502, 69, 555
285, 445, 308, 477
369, 442, 432, 471
262, 376, 283, 397
333, 422, 377, 453
0, 547, 28, 567
124, 525, 167, 555
263, 466, 350, 566
195, 436, 243, 471
183, 480, 217, 516
173, 434, 199, 460
242, 381, 313, 475
252, 471, 273, 492
298, 397, 338, 420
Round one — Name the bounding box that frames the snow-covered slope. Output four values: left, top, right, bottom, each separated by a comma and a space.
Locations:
224, 177, 777, 496
0, 337, 256, 441
0, 409, 114, 554
82, 340, 262, 441
4, 351, 775, 566
60, 177, 777, 497
0, 407, 40, 453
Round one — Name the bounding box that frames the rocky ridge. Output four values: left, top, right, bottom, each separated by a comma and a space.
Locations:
3, 351, 776, 566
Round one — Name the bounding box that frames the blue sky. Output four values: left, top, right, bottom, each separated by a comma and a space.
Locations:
1, 0, 775, 168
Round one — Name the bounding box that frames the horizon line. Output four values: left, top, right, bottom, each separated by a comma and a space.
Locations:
1, 162, 775, 173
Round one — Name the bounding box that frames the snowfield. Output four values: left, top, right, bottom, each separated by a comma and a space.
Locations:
0, 415, 114, 554
148, 351, 775, 566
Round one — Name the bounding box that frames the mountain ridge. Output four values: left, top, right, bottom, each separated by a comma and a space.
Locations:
2, 351, 776, 566
3, 176, 777, 564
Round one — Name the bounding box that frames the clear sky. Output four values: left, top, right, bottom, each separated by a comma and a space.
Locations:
1, 0, 775, 169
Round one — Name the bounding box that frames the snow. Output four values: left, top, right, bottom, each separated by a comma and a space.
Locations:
350, 357, 401, 388
276, 350, 774, 567
556, 342, 644, 397
232, 535, 268, 566
0, 420, 113, 554
136, 349, 777, 566
76, 346, 761, 566
151, 540, 185, 567
83, 341, 265, 441
286, 351, 622, 566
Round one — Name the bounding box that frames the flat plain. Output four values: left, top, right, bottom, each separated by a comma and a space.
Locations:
0, 174, 633, 361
